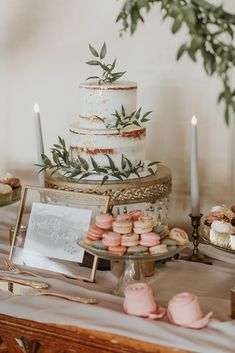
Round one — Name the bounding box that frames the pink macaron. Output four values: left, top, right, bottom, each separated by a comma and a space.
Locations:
108, 245, 127, 256
102, 232, 121, 247
139, 232, 161, 247
95, 213, 114, 230
87, 225, 104, 240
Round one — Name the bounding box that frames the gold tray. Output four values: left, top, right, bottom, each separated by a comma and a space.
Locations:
200, 224, 235, 255
0, 186, 22, 208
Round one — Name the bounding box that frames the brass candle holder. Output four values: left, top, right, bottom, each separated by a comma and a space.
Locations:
186, 213, 212, 264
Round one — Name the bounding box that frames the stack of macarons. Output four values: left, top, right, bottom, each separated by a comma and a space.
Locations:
82, 211, 189, 256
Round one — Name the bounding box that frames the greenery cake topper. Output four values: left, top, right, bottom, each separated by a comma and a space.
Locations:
116, 0, 235, 125
86, 42, 126, 84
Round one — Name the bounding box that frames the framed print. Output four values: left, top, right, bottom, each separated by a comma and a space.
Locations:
9, 185, 110, 282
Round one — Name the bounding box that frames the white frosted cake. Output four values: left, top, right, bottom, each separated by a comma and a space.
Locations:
69, 81, 150, 175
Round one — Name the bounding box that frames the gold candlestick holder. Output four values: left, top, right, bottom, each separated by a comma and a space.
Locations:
186, 213, 212, 264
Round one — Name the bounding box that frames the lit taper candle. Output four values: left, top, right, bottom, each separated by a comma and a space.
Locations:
34, 103, 45, 187
191, 115, 200, 216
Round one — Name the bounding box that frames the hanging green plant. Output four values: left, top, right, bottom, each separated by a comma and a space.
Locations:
116, 0, 235, 124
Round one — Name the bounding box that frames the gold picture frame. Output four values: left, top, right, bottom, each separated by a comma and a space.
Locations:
9, 185, 110, 283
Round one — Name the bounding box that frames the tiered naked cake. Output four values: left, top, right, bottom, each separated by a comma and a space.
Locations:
68, 80, 153, 180
44, 43, 171, 206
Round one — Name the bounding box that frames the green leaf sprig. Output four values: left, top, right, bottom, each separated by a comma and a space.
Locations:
36, 137, 160, 185
86, 42, 126, 84
116, 0, 235, 125
101, 105, 152, 131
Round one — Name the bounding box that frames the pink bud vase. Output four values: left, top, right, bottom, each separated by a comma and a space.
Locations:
124, 283, 156, 316
167, 292, 213, 328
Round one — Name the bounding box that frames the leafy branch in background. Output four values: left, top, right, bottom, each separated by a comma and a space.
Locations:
86, 42, 126, 83
116, 0, 235, 124
98, 105, 152, 130
37, 137, 159, 185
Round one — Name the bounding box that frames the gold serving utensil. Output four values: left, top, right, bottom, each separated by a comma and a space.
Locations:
35, 291, 97, 304
3, 258, 41, 278
0, 275, 49, 289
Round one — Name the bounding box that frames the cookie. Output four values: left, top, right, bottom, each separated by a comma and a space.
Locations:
127, 245, 148, 255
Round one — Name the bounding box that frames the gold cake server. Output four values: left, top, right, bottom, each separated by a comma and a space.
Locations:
0, 275, 49, 289
34, 291, 97, 304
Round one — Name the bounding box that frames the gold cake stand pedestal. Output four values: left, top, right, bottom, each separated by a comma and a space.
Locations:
45, 165, 172, 206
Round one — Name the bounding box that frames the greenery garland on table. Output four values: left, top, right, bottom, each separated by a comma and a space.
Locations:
116, 0, 235, 124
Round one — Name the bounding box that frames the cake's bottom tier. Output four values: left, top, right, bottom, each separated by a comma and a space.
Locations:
69, 125, 146, 170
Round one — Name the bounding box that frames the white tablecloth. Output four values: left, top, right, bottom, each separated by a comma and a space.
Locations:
0, 205, 235, 353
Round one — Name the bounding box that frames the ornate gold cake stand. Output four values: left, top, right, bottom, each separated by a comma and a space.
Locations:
45, 165, 172, 206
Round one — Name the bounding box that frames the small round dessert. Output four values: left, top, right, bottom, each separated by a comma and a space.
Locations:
0, 173, 21, 188
127, 245, 149, 255
149, 243, 168, 255
108, 245, 127, 256
127, 210, 144, 221
133, 219, 153, 234
95, 213, 114, 230
139, 214, 155, 227
83, 236, 94, 246
91, 240, 108, 251
210, 220, 231, 248
112, 219, 133, 234
154, 225, 170, 239
139, 232, 160, 247
121, 233, 139, 247
169, 228, 189, 245
0, 183, 12, 195
102, 232, 121, 247
161, 239, 177, 250
115, 215, 130, 221
231, 205, 235, 214
87, 225, 104, 240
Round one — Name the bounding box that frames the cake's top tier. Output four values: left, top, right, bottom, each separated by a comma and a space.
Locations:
79, 81, 137, 90
78, 81, 137, 129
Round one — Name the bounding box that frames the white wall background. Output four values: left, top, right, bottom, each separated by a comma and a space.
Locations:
1, 0, 234, 228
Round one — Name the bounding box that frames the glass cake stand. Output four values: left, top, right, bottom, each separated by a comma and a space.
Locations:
0, 187, 22, 208
200, 224, 235, 255
78, 240, 184, 296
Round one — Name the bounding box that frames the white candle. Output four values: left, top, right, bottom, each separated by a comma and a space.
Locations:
34, 103, 45, 187
191, 115, 200, 216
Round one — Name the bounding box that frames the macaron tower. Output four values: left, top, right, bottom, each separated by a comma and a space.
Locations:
82, 211, 189, 256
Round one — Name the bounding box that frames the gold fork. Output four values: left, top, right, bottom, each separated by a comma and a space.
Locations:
3, 258, 41, 278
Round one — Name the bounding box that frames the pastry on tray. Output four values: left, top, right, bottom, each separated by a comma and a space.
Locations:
203, 204, 235, 249
0, 172, 21, 205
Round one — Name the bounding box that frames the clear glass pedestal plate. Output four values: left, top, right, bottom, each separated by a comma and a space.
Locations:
200, 224, 235, 255
78, 240, 184, 296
